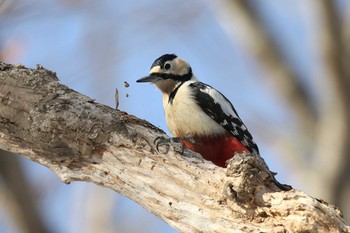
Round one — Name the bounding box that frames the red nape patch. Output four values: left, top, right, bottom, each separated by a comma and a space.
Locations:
181, 134, 250, 167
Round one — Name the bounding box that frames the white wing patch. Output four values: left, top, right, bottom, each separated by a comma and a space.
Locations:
199, 85, 239, 118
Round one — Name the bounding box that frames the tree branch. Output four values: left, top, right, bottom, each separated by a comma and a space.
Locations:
0, 62, 348, 232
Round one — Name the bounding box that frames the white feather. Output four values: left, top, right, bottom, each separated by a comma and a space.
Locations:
163, 81, 226, 137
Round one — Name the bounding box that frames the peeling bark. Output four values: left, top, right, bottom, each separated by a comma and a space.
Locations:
0, 62, 348, 233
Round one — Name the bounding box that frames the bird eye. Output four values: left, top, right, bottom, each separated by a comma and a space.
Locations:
164, 63, 171, 70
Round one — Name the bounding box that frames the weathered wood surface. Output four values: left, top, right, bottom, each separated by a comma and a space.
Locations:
0, 62, 348, 233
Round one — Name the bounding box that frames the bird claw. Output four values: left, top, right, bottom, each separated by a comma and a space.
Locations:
154, 136, 184, 154
154, 135, 195, 154
154, 136, 171, 154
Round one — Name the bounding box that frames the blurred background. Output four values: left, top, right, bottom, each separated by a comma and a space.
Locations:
0, 0, 349, 232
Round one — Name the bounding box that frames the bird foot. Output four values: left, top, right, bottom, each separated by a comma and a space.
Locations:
154, 134, 195, 154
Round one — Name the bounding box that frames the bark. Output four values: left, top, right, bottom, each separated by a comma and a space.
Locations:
0, 62, 348, 233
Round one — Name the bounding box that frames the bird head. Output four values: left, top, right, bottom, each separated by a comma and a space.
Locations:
137, 54, 195, 94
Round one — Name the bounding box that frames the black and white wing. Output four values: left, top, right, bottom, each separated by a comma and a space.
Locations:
189, 82, 259, 155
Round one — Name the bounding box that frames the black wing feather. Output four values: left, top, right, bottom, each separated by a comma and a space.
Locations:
189, 82, 259, 155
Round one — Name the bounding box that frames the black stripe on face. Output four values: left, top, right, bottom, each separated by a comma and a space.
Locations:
152, 67, 193, 83
167, 68, 193, 104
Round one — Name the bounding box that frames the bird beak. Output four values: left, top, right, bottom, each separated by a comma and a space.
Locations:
136, 75, 158, 83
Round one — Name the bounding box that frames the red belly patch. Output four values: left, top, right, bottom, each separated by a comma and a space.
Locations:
181, 134, 250, 167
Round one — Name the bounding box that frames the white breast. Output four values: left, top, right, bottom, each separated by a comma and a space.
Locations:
162, 81, 225, 137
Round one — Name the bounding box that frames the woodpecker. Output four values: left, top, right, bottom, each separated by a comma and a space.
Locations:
137, 54, 259, 167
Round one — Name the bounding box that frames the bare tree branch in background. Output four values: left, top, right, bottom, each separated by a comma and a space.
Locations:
0, 63, 348, 232
338, 2, 350, 222
81, 186, 116, 233
209, 0, 316, 137
0, 150, 51, 233
306, 0, 350, 219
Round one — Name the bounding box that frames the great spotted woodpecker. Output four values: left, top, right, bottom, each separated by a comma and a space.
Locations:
137, 54, 259, 167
